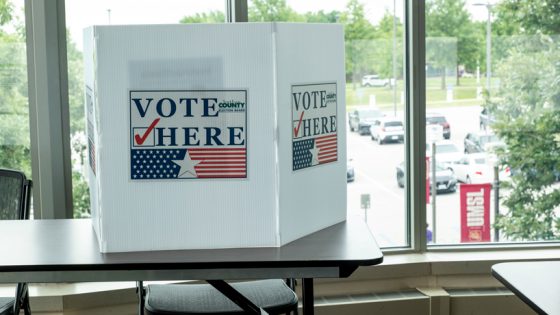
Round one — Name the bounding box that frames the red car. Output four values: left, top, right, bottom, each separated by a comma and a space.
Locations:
426, 112, 450, 139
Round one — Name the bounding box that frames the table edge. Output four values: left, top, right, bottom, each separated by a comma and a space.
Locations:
491, 264, 547, 315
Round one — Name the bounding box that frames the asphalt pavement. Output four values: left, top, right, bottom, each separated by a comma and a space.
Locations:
346, 105, 500, 247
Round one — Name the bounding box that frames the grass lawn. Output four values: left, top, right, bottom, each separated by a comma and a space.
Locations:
346, 76, 485, 111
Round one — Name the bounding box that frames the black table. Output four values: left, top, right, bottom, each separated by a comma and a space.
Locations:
492, 261, 560, 315
0, 217, 382, 314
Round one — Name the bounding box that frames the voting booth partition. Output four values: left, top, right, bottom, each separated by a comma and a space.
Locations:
84, 23, 347, 253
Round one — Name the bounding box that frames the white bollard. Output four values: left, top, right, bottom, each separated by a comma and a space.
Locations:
446, 85, 453, 102
369, 94, 376, 107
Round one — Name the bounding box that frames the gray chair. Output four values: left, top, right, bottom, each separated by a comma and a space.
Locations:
138, 279, 298, 315
0, 169, 32, 315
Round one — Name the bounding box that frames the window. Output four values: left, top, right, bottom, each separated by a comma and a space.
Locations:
64, 0, 226, 218
426, 0, 560, 245
25, 0, 559, 250
248, 0, 408, 248
0, 2, 30, 187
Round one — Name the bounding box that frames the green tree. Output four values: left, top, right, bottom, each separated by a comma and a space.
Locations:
492, 0, 560, 75
339, 0, 377, 87
304, 10, 340, 23
488, 0, 560, 240
67, 31, 84, 134
373, 11, 404, 80
0, 39, 30, 176
0, 0, 12, 27
65, 31, 92, 218
179, 11, 225, 24
177, 0, 404, 86
0, 1, 31, 177
248, 0, 304, 22
426, 0, 480, 87
494, 0, 560, 36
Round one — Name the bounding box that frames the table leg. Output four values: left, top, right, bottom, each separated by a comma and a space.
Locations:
136, 281, 145, 315
302, 278, 314, 315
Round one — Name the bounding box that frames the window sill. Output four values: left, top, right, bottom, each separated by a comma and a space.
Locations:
350, 247, 560, 281
1, 248, 558, 312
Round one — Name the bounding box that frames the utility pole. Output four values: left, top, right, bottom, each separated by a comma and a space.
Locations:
473, 2, 494, 95
392, 0, 397, 116
431, 143, 437, 243
485, 5, 491, 93
493, 165, 500, 241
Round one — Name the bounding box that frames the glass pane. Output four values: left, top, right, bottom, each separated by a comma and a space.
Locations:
249, 0, 408, 248
426, 0, 560, 245
65, 0, 226, 218
0, 3, 31, 184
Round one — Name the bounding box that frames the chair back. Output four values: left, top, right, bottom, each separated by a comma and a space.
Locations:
0, 169, 31, 220
0, 169, 32, 314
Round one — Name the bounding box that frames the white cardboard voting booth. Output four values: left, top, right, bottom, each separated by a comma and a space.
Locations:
84, 23, 347, 253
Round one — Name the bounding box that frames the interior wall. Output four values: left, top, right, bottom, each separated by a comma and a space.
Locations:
20, 278, 537, 315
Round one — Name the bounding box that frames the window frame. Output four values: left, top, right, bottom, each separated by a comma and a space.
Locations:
25, 0, 73, 219
23, 0, 560, 253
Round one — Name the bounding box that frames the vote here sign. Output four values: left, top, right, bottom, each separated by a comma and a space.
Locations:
291, 83, 338, 171
129, 90, 247, 180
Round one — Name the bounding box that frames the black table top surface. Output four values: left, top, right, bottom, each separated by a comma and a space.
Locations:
0, 217, 382, 276
492, 261, 560, 315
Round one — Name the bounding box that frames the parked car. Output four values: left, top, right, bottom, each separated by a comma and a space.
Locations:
370, 117, 404, 144
396, 161, 457, 193
347, 159, 355, 182
448, 153, 511, 184
464, 131, 505, 154
479, 108, 496, 130
426, 112, 450, 139
426, 140, 463, 165
361, 74, 390, 87
348, 107, 385, 135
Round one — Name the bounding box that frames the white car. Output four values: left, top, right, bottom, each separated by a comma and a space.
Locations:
426, 140, 463, 165
370, 117, 404, 144
448, 153, 511, 184
361, 74, 390, 87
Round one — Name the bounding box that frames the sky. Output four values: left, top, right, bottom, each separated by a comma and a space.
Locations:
42, 0, 491, 50
63, 0, 400, 47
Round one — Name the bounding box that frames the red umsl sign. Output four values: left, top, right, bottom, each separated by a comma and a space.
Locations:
460, 183, 491, 242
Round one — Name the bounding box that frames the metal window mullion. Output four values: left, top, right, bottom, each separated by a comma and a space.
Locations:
406, 0, 427, 252
24, 0, 73, 219
226, 0, 248, 23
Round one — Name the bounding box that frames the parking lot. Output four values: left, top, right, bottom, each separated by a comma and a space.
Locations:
346, 105, 501, 247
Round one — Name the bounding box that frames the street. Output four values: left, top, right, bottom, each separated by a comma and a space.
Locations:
346, 105, 498, 247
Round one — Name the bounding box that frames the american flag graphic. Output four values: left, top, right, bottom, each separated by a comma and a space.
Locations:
131, 148, 246, 179
88, 137, 96, 175
292, 134, 337, 170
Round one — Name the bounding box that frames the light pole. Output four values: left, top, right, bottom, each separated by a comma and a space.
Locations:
474, 2, 494, 94
392, 0, 397, 116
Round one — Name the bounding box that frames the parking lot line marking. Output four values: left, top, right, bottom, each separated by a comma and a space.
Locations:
355, 167, 404, 200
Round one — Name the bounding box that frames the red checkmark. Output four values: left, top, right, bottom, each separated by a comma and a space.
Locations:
293, 111, 304, 137
135, 118, 160, 145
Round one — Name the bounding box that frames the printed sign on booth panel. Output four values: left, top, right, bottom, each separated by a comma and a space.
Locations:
460, 183, 491, 242
291, 83, 338, 171
129, 90, 247, 180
